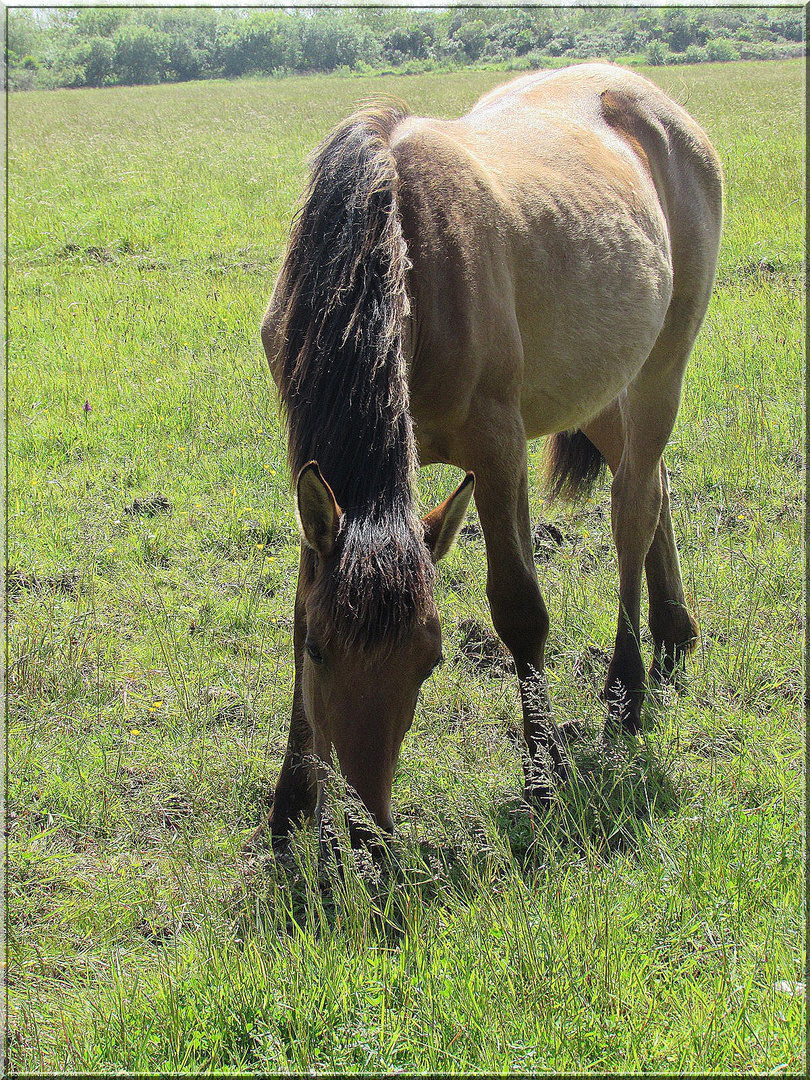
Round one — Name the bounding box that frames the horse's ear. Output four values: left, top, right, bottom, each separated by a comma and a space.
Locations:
423, 473, 475, 563
296, 462, 341, 559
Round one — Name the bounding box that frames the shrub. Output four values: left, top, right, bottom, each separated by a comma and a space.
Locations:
645, 40, 671, 66
706, 38, 741, 62
113, 23, 171, 85
70, 36, 115, 87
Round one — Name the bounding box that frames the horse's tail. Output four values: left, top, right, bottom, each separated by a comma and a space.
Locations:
269, 101, 415, 511
545, 430, 606, 501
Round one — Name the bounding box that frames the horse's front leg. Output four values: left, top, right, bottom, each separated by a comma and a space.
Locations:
469, 428, 570, 804
268, 546, 318, 851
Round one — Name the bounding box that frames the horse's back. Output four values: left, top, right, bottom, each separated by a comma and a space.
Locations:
392, 64, 722, 445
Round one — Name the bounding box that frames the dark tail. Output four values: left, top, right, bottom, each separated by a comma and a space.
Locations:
546, 430, 606, 501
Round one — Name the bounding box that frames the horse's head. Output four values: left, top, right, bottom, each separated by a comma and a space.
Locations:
295, 462, 474, 841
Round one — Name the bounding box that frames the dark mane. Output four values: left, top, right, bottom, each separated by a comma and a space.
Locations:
271, 102, 435, 649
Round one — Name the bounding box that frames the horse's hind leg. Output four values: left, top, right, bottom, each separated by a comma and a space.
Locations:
466, 416, 570, 802
583, 404, 697, 687
646, 461, 698, 682
586, 305, 706, 732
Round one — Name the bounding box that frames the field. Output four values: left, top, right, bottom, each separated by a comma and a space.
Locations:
6, 61, 805, 1073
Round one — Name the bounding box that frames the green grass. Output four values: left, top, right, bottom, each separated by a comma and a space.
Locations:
6, 61, 805, 1073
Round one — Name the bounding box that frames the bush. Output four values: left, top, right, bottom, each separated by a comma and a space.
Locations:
706, 38, 741, 62
70, 36, 115, 87
684, 44, 708, 64
645, 40, 671, 66
113, 23, 171, 85
453, 19, 487, 62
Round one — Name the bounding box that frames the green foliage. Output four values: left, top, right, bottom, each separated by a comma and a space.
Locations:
646, 40, 672, 67
6, 62, 805, 1073
707, 38, 743, 63
112, 23, 171, 86
7, 6, 806, 90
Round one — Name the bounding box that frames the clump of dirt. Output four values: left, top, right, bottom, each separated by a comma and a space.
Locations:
7, 567, 79, 596
458, 518, 482, 543
532, 519, 568, 562
214, 700, 248, 725
779, 447, 804, 473
572, 644, 610, 692
578, 539, 613, 574
256, 574, 279, 597
124, 492, 172, 517
241, 521, 294, 550
715, 505, 755, 533
772, 497, 802, 524
159, 793, 193, 830
118, 766, 155, 797
456, 618, 514, 676
136, 917, 177, 945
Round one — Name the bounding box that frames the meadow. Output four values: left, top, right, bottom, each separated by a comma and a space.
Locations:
6, 60, 805, 1073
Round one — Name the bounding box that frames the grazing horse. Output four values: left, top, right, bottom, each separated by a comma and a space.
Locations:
261, 63, 723, 847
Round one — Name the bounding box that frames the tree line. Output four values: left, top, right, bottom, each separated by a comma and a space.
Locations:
8, 6, 805, 91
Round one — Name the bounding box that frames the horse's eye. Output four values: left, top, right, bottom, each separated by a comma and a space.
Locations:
306, 640, 325, 665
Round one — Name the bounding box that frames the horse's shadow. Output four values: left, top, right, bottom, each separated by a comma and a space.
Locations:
494, 722, 680, 870
232, 713, 679, 946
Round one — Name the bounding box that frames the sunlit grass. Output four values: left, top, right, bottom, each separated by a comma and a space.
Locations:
7, 60, 804, 1073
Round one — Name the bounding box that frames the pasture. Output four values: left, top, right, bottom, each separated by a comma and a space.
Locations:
6, 60, 805, 1073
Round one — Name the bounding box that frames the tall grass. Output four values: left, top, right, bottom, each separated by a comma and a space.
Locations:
6, 61, 804, 1073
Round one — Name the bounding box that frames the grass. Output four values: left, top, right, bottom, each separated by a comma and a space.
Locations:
6, 60, 805, 1073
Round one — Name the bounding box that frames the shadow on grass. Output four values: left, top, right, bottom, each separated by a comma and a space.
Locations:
231, 710, 680, 945
493, 726, 680, 871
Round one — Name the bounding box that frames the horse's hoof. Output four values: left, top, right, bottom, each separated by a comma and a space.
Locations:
558, 718, 585, 744
241, 823, 269, 855
604, 708, 641, 738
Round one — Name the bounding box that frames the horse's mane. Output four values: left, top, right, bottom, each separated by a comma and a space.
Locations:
272, 102, 435, 649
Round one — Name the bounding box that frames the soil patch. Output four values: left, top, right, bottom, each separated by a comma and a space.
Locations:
456, 618, 514, 676
7, 567, 79, 596
124, 492, 172, 517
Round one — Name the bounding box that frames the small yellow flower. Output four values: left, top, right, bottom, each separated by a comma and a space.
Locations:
256, 543, 264, 550
263, 465, 270, 470
108, 547, 115, 553
130, 728, 141, 736
150, 701, 163, 709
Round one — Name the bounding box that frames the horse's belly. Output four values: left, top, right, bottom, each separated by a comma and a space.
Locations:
518, 315, 664, 437
516, 228, 672, 436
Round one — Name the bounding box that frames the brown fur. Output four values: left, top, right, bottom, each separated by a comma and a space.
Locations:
261, 64, 723, 842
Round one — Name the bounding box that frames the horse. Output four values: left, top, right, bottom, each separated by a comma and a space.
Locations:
260, 62, 723, 849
